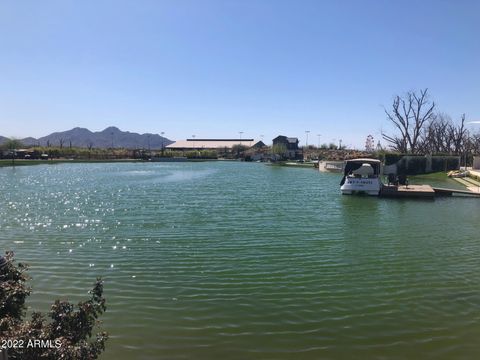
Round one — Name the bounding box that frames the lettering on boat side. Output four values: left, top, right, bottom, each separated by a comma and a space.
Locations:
346, 179, 373, 185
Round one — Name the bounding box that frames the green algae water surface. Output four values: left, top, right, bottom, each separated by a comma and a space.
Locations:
1, 162, 480, 359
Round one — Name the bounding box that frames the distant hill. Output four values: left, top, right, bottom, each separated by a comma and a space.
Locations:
20, 137, 37, 145
0, 127, 173, 149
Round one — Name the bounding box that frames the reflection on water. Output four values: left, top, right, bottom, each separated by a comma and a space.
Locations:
120, 165, 218, 184
1, 162, 480, 360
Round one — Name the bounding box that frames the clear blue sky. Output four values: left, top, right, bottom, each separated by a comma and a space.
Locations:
1, 0, 479, 148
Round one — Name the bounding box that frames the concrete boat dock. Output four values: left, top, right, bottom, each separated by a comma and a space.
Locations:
433, 187, 480, 197
380, 183, 480, 198
380, 184, 436, 198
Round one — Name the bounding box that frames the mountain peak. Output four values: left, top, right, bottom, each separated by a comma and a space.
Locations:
101, 126, 121, 133
1, 127, 172, 149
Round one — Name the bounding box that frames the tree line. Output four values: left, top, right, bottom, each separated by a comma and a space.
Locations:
382, 88, 479, 156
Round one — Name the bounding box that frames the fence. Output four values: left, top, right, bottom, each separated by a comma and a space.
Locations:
473, 156, 480, 170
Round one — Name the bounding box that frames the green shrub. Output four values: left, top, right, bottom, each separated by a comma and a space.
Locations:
0, 252, 108, 360
431, 156, 460, 172
446, 157, 459, 171
406, 157, 427, 175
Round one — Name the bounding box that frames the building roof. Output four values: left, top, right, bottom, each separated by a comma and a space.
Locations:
167, 139, 258, 149
186, 138, 254, 142
251, 140, 266, 148
273, 135, 298, 143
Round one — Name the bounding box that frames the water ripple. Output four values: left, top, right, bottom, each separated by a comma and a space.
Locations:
1, 162, 480, 359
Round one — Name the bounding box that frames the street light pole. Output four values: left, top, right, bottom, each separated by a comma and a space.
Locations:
161, 132, 165, 155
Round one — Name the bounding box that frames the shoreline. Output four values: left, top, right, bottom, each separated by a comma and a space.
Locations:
0, 159, 142, 167
0, 158, 223, 167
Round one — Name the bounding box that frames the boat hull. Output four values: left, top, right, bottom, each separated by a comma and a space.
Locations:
340, 177, 382, 196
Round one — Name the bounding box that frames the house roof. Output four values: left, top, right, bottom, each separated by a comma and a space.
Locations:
186, 138, 254, 142
251, 140, 266, 148
273, 135, 298, 143
167, 139, 257, 149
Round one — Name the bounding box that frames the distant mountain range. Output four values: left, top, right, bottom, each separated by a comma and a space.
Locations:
0, 127, 173, 149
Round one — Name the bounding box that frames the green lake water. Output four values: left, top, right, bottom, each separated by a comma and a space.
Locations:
1, 162, 479, 359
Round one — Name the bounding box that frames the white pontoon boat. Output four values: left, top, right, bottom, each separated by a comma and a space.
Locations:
340, 158, 383, 195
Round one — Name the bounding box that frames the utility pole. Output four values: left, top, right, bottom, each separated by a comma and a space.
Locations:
161, 131, 165, 155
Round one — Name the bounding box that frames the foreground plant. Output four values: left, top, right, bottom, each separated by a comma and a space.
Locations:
0, 251, 108, 360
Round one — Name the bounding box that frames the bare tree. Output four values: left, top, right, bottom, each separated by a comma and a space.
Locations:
469, 132, 480, 155
449, 113, 467, 154
417, 113, 470, 155
382, 88, 436, 154
420, 113, 450, 154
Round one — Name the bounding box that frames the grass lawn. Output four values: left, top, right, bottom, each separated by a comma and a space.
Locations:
408, 171, 467, 190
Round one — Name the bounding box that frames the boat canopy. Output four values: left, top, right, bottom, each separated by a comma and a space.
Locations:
343, 158, 381, 176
